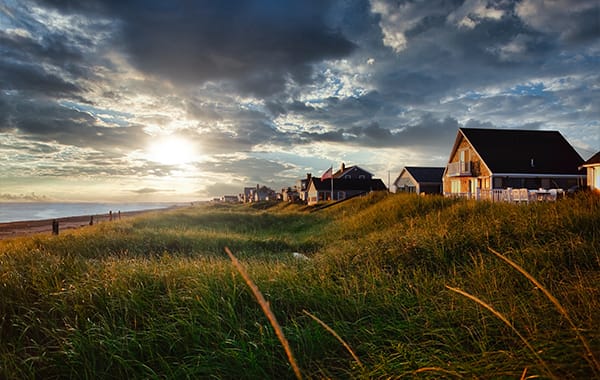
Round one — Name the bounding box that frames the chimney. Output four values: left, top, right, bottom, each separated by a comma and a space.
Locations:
340, 162, 346, 172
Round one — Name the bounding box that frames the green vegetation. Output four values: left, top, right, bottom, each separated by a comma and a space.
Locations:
1, 193, 599, 379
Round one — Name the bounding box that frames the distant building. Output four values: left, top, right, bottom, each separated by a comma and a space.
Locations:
240, 187, 255, 203
393, 167, 444, 194
333, 163, 373, 180
580, 151, 600, 193
221, 195, 239, 203
239, 184, 277, 203
282, 187, 300, 202
295, 174, 312, 202
306, 164, 387, 205
253, 185, 276, 202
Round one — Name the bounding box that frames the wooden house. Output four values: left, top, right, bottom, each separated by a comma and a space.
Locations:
442, 128, 585, 200
580, 152, 600, 193
393, 167, 444, 194
306, 177, 387, 205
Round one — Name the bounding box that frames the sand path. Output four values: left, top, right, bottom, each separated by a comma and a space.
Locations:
0, 208, 169, 240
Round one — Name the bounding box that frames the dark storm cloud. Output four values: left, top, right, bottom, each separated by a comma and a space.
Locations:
0, 13, 104, 99
196, 156, 290, 185
0, 59, 81, 98
178, 106, 300, 155
34, 0, 356, 95
516, 0, 600, 44
1, 94, 150, 151
300, 114, 458, 149
0, 30, 83, 98
0, 28, 84, 68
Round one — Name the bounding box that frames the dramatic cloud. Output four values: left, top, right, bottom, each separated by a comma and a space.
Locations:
33, 0, 356, 94
0, 0, 598, 201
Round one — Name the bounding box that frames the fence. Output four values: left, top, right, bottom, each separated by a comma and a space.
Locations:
445, 188, 564, 203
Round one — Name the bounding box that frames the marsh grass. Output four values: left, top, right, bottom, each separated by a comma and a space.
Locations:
0, 194, 599, 378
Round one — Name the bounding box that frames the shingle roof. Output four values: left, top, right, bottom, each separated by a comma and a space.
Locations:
333, 165, 373, 178
582, 151, 600, 166
460, 128, 584, 174
311, 178, 387, 191
404, 167, 444, 183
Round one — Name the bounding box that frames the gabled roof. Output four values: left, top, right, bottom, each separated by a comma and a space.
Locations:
403, 167, 444, 183
310, 178, 387, 192
334, 165, 373, 178
455, 128, 584, 174
581, 151, 600, 167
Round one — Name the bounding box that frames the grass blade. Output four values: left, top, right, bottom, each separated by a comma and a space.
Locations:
445, 285, 556, 380
489, 247, 600, 376
224, 246, 302, 380
302, 309, 364, 370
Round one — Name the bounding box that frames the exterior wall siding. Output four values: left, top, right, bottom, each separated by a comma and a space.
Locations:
444, 136, 490, 194
394, 173, 417, 193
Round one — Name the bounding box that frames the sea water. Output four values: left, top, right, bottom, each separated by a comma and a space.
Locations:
0, 202, 182, 223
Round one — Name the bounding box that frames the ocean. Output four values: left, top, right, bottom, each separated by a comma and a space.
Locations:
0, 202, 183, 223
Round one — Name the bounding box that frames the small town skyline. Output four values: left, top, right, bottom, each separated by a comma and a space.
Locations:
1, 1, 599, 202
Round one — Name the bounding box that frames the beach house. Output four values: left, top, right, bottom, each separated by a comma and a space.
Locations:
393, 167, 444, 194
580, 151, 600, 193
442, 128, 585, 201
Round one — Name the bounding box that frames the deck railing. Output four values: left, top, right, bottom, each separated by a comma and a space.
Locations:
446, 161, 471, 177
445, 188, 563, 203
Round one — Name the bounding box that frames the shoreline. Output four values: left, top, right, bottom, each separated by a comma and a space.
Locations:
0, 207, 175, 240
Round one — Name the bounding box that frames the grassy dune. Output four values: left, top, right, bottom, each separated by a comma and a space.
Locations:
0, 193, 599, 379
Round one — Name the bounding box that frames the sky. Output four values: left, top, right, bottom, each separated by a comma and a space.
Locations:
1, 0, 599, 202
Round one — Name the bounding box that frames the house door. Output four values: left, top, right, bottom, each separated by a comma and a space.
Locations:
469, 179, 477, 199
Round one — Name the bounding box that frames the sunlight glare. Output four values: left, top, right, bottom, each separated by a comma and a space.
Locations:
147, 136, 196, 166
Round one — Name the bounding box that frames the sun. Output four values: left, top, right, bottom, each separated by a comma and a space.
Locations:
146, 136, 196, 166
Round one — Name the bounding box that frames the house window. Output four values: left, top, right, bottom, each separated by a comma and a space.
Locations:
459, 149, 469, 171
451, 180, 461, 193
344, 175, 351, 179
359, 175, 365, 179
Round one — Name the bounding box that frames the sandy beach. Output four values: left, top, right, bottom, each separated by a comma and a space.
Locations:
0, 208, 168, 240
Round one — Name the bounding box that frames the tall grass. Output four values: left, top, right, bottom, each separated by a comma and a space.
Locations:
0, 194, 598, 378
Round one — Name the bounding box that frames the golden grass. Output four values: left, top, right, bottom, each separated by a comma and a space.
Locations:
445, 285, 556, 380
224, 246, 302, 380
489, 247, 600, 377
411, 366, 464, 378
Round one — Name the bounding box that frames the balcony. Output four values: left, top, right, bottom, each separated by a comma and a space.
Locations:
446, 161, 471, 177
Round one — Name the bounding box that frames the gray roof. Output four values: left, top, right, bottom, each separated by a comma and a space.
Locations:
311, 178, 387, 191
460, 128, 584, 174
404, 167, 444, 183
